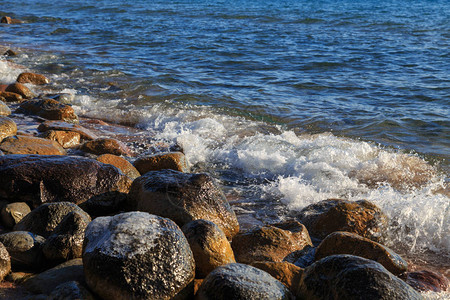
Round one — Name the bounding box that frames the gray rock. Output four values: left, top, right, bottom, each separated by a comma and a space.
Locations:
0, 231, 45, 270
0, 241, 11, 281
83, 212, 195, 300
14, 202, 91, 238
0, 155, 131, 207
48, 281, 97, 300
296, 255, 423, 300
0, 100, 11, 116
23, 259, 84, 295
128, 170, 239, 239
43, 211, 90, 263
1, 202, 31, 228
197, 263, 293, 300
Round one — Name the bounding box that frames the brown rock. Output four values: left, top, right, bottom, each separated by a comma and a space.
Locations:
0, 242, 11, 281
96, 154, 140, 179
3, 49, 17, 57
79, 138, 131, 156
0, 100, 11, 116
18, 99, 78, 123
0, 91, 23, 102
38, 121, 97, 140
39, 130, 80, 148
194, 279, 203, 296
1, 202, 31, 229
231, 220, 313, 264
17, 73, 49, 85
297, 199, 388, 242
403, 270, 449, 293
5, 83, 34, 99
128, 169, 239, 239
315, 231, 407, 275
1, 16, 23, 24
0, 155, 132, 207
133, 152, 189, 174
182, 219, 235, 278
0, 135, 66, 155
0, 116, 17, 142
251, 261, 302, 294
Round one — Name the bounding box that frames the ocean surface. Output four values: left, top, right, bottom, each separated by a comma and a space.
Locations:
0, 0, 449, 287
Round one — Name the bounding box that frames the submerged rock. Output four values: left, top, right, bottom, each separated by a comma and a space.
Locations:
1, 16, 23, 24
39, 130, 81, 148
97, 154, 140, 180
0, 242, 11, 281
83, 212, 195, 300
197, 263, 293, 300
0, 155, 131, 206
5, 83, 34, 99
79, 138, 132, 156
315, 231, 407, 275
0, 116, 17, 142
0, 100, 11, 116
296, 199, 388, 242
0, 135, 66, 155
296, 255, 422, 300
403, 270, 449, 293
0, 202, 31, 229
128, 169, 239, 239
182, 219, 235, 278
38, 121, 98, 140
133, 152, 189, 174
16, 73, 49, 85
0, 231, 45, 270
14, 202, 91, 238
232, 220, 312, 264
18, 99, 78, 123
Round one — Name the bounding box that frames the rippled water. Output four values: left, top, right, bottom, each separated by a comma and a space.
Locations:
1, 0, 449, 284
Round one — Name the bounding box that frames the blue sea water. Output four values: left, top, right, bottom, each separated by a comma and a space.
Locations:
1, 0, 449, 277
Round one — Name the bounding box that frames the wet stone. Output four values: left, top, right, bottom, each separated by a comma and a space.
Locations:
79, 138, 132, 156
17, 72, 50, 85
39, 130, 81, 148
0, 231, 45, 270
0, 202, 31, 229
128, 169, 239, 239
38, 121, 98, 140
1, 16, 23, 24
197, 263, 293, 300
0, 242, 11, 281
133, 151, 189, 174
0, 135, 66, 155
0, 91, 23, 103
0, 116, 17, 142
403, 270, 449, 293
83, 212, 195, 300
97, 154, 140, 180
5, 83, 34, 99
18, 99, 78, 123
251, 261, 303, 294
78, 191, 128, 219
0, 100, 11, 116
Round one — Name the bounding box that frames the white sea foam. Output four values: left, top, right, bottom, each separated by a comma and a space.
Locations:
0, 58, 25, 83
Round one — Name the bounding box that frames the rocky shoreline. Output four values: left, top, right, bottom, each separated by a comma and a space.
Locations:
1, 17, 449, 300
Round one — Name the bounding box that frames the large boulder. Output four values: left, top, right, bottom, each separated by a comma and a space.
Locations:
128, 170, 239, 239
0, 116, 17, 142
231, 220, 312, 264
296, 255, 422, 300
0, 202, 31, 228
14, 202, 91, 238
43, 211, 90, 263
5, 83, 34, 99
83, 212, 195, 300
182, 219, 235, 278
18, 99, 78, 123
0, 242, 11, 281
39, 130, 81, 148
133, 152, 189, 174
0, 155, 132, 207
38, 121, 97, 140
79, 138, 132, 156
0, 100, 11, 116
23, 259, 84, 295
197, 263, 293, 300
296, 199, 388, 242
97, 154, 140, 180
315, 231, 407, 275
0, 136, 66, 155
17, 73, 50, 85
0, 231, 45, 270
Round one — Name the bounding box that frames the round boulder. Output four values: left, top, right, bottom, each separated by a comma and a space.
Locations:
83, 212, 195, 300
197, 263, 293, 300
18, 99, 78, 123
315, 231, 407, 275
0, 231, 45, 270
251, 261, 303, 294
128, 169, 239, 239
79, 138, 131, 156
0, 136, 66, 155
296, 199, 388, 242
296, 255, 422, 300
0, 116, 17, 142
133, 152, 189, 174
97, 154, 140, 180
232, 220, 312, 264
0, 100, 11, 116
182, 219, 235, 278
0, 242, 11, 281
17, 73, 49, 85
5, 83, 34, 99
